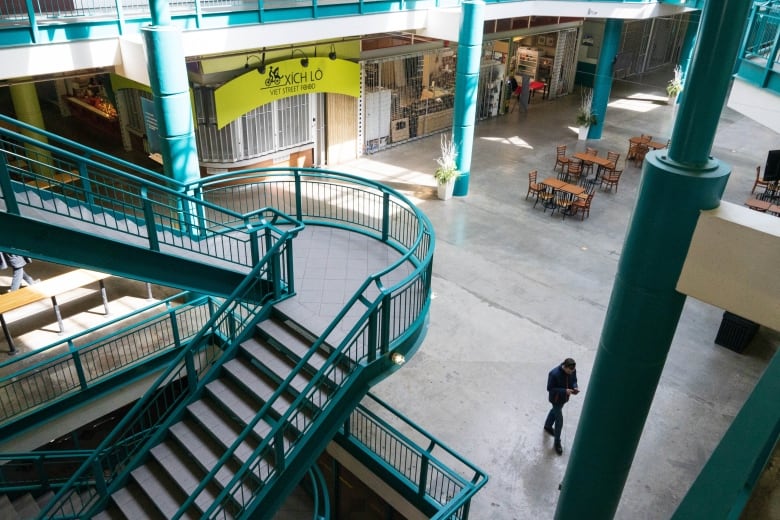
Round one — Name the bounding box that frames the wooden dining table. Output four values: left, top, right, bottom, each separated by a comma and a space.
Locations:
572, 152, 614, 178
542, 177, 586, 197
629, 136, 667, 150
572, 152, 613, 170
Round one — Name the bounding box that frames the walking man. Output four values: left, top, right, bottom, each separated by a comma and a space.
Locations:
544, 358, 579, 455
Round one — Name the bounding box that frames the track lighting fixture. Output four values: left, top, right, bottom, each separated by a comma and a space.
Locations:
328, 44, 337, 61
292, 49, 309, 68
244, 50, 266, 73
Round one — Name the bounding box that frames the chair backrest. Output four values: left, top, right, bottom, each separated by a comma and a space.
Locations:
586, 147, 598, 156
584, 192, 594, 206
529, 170, 538, 183
641, 134, 652, 141
555, 190, 575, 204
607, 151, 621, 164
556, 145, 566, 157
756, 166, 761, 181
568, 161, 582, 175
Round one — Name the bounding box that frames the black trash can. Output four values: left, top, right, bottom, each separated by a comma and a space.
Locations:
714, 311, 759, 353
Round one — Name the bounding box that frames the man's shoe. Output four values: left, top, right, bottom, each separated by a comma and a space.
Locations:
544, 426, 555, 437
555, 444, 563, 455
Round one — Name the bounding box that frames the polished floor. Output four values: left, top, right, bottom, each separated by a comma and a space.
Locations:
3, 69, 780, 519
337, 70, 780, 519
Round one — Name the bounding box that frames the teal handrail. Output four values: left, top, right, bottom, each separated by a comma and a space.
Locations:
0, 450, 93, 495
39, 219, 302, 518
343, 393, 489, 519
185, 173, 433, 518
2, 128, 435, 516
0, 293, 213, 431
0, 116, 298, 271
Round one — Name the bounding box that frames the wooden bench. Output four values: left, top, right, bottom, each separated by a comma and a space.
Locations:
0, 269, 111, 355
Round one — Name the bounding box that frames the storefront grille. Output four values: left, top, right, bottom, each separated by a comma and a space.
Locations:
193, 85, 313, 164
362, 49, 455, 155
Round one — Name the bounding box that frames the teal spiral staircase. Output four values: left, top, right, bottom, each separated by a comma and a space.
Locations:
0, 115, 486, 519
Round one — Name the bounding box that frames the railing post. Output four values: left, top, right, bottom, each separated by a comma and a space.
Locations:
285, 239, 295, 294
76, 162, 96, 209
275, 430, 286, 473
250, 222, 260, 266
190, 184, 208, 238
367, 311, 378, 363
23, 0, 40, 43
0, 153, 20, 216
185, 349, 198, 393
418, 454, 430, 498
70, 341, 89, 390
169, 306, 181, 348
92, 459, 108, 496
382, 191, 390, 242
380, 293, 392, 356
140, 187, 160, 252
294, 170, 303, 221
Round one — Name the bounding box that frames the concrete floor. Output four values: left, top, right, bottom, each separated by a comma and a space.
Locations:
336, 70, 780, 519
2, 68, 779, 518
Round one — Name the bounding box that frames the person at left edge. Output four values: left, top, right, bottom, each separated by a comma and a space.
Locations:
1, 252, 38, 292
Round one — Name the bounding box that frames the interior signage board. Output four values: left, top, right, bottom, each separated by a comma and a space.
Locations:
214, 57, 360, 129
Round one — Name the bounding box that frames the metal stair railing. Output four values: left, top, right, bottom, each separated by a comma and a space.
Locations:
6, 162, 433, 518
37, 218, 302, 519
166, 170, 434, 519
0, 292, 214, 435
340, 393, 489, 520
0, 115, 276, 272
0, 450, 94, 497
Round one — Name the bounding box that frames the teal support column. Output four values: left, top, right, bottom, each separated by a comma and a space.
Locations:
141, 0, 200, 184
676, 11, 700, 106
588, 19, 622, 140
452, 0, 484, 197
555, 0, 752, 516
679, 11, 700, 84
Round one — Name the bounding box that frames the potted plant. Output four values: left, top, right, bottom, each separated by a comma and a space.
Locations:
576, 88, 597, 140
434, 133, 459, 200
667, 65, 683, 104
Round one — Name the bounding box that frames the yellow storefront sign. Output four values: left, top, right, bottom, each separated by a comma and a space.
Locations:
214, 57, 360, 129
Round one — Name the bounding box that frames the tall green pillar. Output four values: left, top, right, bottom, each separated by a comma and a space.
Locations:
555, 0, 753, 516
452, 0, 484, 197
141, 0, 200, 184
9, 82, 51, 175
679, 11, 700, 84
588, 19, 622, 140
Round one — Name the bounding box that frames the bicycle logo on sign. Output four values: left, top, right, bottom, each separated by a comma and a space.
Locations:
264, 66, 281, 87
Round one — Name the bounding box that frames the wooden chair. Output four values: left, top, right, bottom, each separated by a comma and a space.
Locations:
526, 170, 542, 200
571, 192, 594, 220
752, 166, 772, 194
533, 183, 555, 210
554, 145, 570, 174
606, 151, 621, 168
552, 191, 576, 219
581, 147, 598, 177
566, 160, 583, 184
634, 143, 650, 167
600, 168, 624, 193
